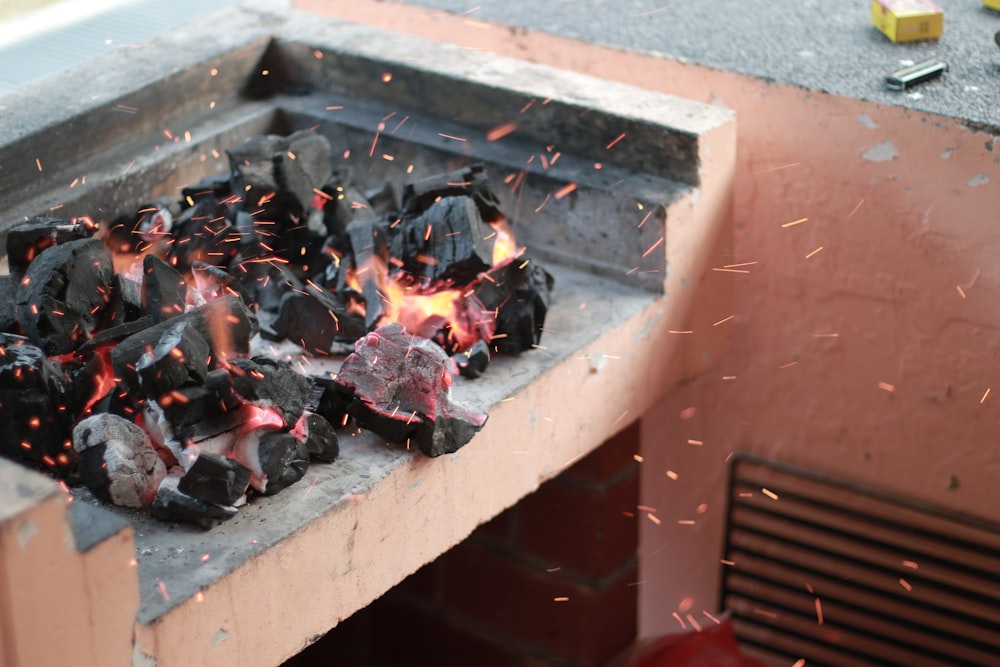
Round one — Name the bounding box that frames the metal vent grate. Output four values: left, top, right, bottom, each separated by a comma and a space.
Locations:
720, 454, 1000, 667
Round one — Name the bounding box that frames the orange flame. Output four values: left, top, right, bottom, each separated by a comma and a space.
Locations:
345, 219, 519, 352
491, 219, 519, 265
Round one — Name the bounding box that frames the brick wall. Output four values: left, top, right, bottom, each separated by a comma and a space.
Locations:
286, 422, 641, 667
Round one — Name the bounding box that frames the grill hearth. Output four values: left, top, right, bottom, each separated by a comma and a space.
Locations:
0, 6, 734, 666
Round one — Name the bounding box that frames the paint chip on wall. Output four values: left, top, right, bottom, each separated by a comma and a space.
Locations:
967, 173, 989, 187
861, 140, 899, 162
857, 113, 879, 129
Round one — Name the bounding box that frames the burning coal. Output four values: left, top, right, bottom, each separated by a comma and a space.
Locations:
0, 130, 553, 527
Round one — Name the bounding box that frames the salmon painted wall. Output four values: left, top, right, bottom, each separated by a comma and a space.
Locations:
635, 71, 1000, 635
291, 0, 1000, 640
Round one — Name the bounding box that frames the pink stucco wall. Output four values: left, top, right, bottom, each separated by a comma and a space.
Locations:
636, 72, 1000, 633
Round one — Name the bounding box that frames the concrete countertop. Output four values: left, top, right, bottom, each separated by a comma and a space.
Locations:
2, 1, 997, 128
396, 0, 1000, 130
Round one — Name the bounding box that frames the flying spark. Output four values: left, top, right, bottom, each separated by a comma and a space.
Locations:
815, 598, 824, 625
981, 388, 991, 404
554, 182, 577, 199
713, 315, 734, 326
847, 198, 865, 218
606, 133, 626, 149
438, 133, 467, 142
687, 439, 703, 446
878, 381, 895, 393
761, 488, 779, 500
486, 122, 517, 141
956, 285, 967, 299
781, 217, 808, 228
755, 161, 802, 174
157, 580, 170, 601
805, 246, 824, 259
642, 236, 664, 258
899, 578, 913, 592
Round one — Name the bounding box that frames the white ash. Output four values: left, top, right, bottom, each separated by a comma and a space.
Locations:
73, 413, 167, 508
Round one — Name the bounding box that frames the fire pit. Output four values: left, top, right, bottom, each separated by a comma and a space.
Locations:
0, 5, 735, 666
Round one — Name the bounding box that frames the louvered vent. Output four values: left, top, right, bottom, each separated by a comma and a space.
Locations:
720, 454, 1000, 667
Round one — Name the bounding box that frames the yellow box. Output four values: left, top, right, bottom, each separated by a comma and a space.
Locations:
984, 0, 1000, 11
871, 0, 943, 42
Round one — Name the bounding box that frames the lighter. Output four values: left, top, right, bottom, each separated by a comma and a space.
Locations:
885, 58, 948, 91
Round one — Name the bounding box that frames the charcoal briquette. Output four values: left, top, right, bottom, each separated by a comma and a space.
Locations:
73, 413, 167, 508
177, 450, 252, 506
151, 476, 237, 528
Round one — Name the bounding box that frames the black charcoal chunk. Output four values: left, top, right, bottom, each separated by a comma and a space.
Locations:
111, 273, 144, 322
111, 295, 257, 392
334, 323, 487, 457
191, 261, 253, 308
167, 199, 238, 270
0, 275, 21, 334
474, 258, 554, 355
0, 333, 75, 473
106, 199, 178, 255
231, 425, 297, 494
299, 411, 339, 462
142, 254, 187, 322
345, 216, 390, 330
229, 356, 312, 426
453, 340, 490, 379
402, 164, 503, 223
271, 286, 365, 354
77, 316, 153, 355
15, 238, 116, 355
151, 476, 237, 528
135, 320, 211, 398
180, 173, 232, 206
227, 130, 333, 214
390, 196, 495, 284
156, 372, 244, 443
7, 217, 94, 275
177, 451, 251, 506
256, 430, 309, 495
